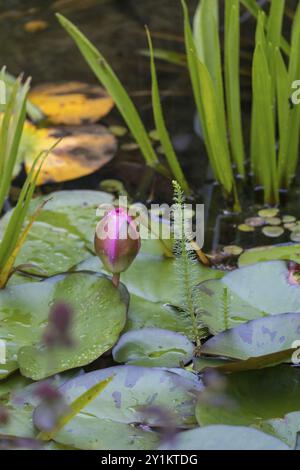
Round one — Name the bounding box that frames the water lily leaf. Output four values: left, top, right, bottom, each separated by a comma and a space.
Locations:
258, 412, 300, 449
198, 261, 300, 334
201, 312, 300, 361
24, 125, 117, 185
238, 244, 300, 266
37, 376, 113, 441
159, 425, 289, 450
0, 271, 128, 380
195, 365, 300, 448
112, 328, 194, 367
29, 82, 114, 125
0, 190, 114, 282
34, 366, 201, 450
79, 252, 223, 336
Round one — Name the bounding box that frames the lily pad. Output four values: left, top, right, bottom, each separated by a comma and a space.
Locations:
200, 312, 300, 361
258, 208, 279, 218
159, 425, 289, 450
29, 82, 114, 125
0, 190, 114, 282
197, 261, 300, 334
79, 252, 223, 336
262, 226, 284, 238
237, 224, 254, 233
24, 125, 117, 185
238, 244, 300, 266
36, 366, 201, 450
112, 328, 194, 367
222, 245, 243, 256
195, 365, 300, 448
0, 271, 128, 380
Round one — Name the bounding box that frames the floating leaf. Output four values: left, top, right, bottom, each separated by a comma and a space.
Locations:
24, 125, 117, 184
34, 366, 201, 450
0, 190, 114, 281
262, 226, 284, 238
0, 271, 128, 380
237, 224, 254, 233
290, 230, 300, 243
282, 215, 296, 223
196, 365, 300, 448
258, 208, 279, 218
159, 425, 289, 450
244, 217, 265, 227
284, 223, 297, 231
201, 312, 300, 362
29, 82, 114, 125
112, 328, 194, 367
222, 245, 243, 256
238, 244, 300, 266
197, 261, 300, 334
266, 217, 282, 226
79, 252, 222, 337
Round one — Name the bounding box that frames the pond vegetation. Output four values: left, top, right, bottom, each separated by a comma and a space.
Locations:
0, 0, 300, 452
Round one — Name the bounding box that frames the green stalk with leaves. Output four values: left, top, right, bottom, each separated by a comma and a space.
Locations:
173, 181, 207, 347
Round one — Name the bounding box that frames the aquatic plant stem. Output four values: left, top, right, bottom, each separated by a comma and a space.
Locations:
112, 273, 120, 288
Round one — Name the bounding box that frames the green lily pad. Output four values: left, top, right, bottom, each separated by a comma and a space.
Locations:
222, 245, 243, 256
201, 312, 300, 361
0, 190, 115, 283
197, 261, 300, 334
0, 271, 128, 380
238, 244, 300, 266
37, 366, 201, 450
266, 217, 282, 226
237, 224, 255, 233
258, 208, 279, 218
262, 226, 284, 238
159, 425, 289, 450
112, 328, 194, 367
290, 230, 300, 243
79, 253, 223, 336
282, 216, 296, 224
195, 365, 300, 448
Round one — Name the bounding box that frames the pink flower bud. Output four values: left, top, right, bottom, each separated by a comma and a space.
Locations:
94, 207, 141, 274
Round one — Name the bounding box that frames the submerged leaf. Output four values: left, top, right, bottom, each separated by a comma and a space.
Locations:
29, 82, 114, 125
24, 124, 117, 185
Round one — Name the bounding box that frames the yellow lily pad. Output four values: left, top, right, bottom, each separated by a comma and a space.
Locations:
29, 82, 114, 125
24, 124, 117, 185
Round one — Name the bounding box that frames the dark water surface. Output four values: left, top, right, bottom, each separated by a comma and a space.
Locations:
0, 0, 207, 194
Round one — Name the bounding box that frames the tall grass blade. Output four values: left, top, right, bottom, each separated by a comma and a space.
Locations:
146, 28, 190, 195
0, 140, 60, 285
0, 74, 30, 213
282, 2, 300, 186
240, 0, 290, 56
266, 0, 285, 97
182, 0, 236, 203
56, 13, 168, 177
252, 18, 278, 204
225, 0, 245, 178
193, 0, 227, 136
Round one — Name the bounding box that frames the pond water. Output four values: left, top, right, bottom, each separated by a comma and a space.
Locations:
0, 0, 205, 191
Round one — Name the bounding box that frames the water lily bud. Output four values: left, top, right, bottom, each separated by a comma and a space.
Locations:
94, 207, 141, 275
